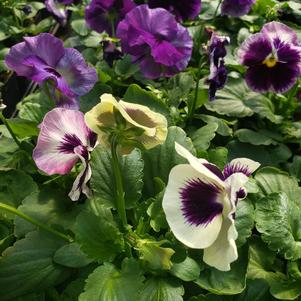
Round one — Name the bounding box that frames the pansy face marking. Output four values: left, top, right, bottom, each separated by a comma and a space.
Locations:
162, 143, 260, 271
33, 108, 97, 201
238, 22, 301, 93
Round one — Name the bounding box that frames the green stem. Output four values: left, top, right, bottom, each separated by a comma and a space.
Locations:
213, 0, 223, 18
0, 202, 73, 243
287, 80, 299, 103
111, 136, 127, 231
0, 112, 21, 148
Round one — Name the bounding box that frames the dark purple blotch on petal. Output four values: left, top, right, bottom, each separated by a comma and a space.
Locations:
236, 187, 247, 200
223, 162, 251, 179
203, 163, 225, 180
180, 178, 223, 226
57, 133, 83, 154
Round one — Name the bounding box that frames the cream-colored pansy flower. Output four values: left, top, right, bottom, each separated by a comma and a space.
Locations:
162, 143, 260, 271
85, 94, 167, 151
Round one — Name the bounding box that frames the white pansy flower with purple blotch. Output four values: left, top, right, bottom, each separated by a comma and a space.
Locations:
33, 108, 97, 201
162, 143, 260, 271
238, 21, 301, 93
5, 33, 97, 109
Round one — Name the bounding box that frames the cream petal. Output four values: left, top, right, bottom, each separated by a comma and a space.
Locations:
162, 164, 224, 249
203, 216, 238, 271
175, 142, 225, 188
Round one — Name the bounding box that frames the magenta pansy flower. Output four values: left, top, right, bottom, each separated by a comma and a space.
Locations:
85, 0, 136, 35
207, 33, 230, 100
148, 0, 201, 21
33, 108, 97, 201
117, 5, 193, 79
238, 22, 301, 93
221, 0, 256, 17
5, 33, 97, 109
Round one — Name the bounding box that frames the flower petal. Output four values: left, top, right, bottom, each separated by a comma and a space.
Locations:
223, 158, 260, 179
163, 164, 224, 249
203, 215, 238, 271
175, 142, 225, 188
33, 108, 92, 175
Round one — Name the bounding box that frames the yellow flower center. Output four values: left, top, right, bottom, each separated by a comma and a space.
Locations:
262, 56, 278, 68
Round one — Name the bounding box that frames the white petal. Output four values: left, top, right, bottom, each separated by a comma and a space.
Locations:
175, 142, 225, 188
226, 158, 260, 176
203, 216, 238, 271
162, 164, 224, 249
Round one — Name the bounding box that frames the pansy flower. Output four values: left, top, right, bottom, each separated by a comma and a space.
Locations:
33, 108, 97, 201
162, 143, 260, 271
148, 0, 201, 21
116, 5, 193, 79
5, 33, 97, 109
221, 0, 256, 17
85, 0, 136, 35
207, 33, 230, 100
238, 22, 301, 93
45, 0, 75, 25
85, 93, 167, 152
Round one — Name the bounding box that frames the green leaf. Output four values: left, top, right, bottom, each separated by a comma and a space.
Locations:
254, 167, 301, 203
197, 114, 233, 137
227, 141, 291, 166
190, 123, 218, 151
6, 118, 39, 138
14, 187, 82, 238
235, 198, 255, 247
255, 193, 301, 260
195, 245, 248, 295
71, 19, 90, 36
79, 259, 144, 301
235, 129, 276, 146
138, 277, 184, 301
171, 257, 201, 282
289, 156, 301, 180
0, 231, 69, 301
123, 84, 170, 119
54, 243, 92, 268
0, 170, 38, 215
75, 205, 124, 262
90, 147, 144, 208
207, 147, 228, 170
205, 79, 282, 123
136, 238, 175, 270
115, 55, 140, 78
143, 126, 195, 196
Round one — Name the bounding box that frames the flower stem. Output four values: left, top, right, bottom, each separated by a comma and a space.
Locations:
0, 112, 22, 148
110, 136, 127, 231
213, 0, 223, 18
0, 202, 73, 243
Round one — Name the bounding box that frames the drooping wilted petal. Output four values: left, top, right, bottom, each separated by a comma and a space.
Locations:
85, 93, 168, 151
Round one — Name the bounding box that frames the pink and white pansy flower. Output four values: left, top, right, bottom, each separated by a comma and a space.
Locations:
162, 143, 260, 271
33, 108, 97, 201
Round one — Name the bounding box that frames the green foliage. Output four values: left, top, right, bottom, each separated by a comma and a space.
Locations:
79, 259, 144, 301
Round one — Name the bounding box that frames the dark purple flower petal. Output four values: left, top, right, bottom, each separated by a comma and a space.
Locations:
45, 0, 70, 25
180, 178, 223, 226
102, 41, 122, 67
85, 0, 136, 34
148, 0, 201, 21
238, 22, 301, 93
117, 5, 192, 79
203, 163, 225, 181
221, 0, 256, 17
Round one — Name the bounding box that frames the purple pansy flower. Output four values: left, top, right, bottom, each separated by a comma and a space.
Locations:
238, 22, 301, 93
221, 0, 256, 17
148, 0, 201, 21
207, 33, 230, 100
85, 0, 136, 35
33, 108, 97, 201
163, 143, 260, 271
45, 0, 75, 25
5, 33, 97, 109
116, 5, 193, 79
